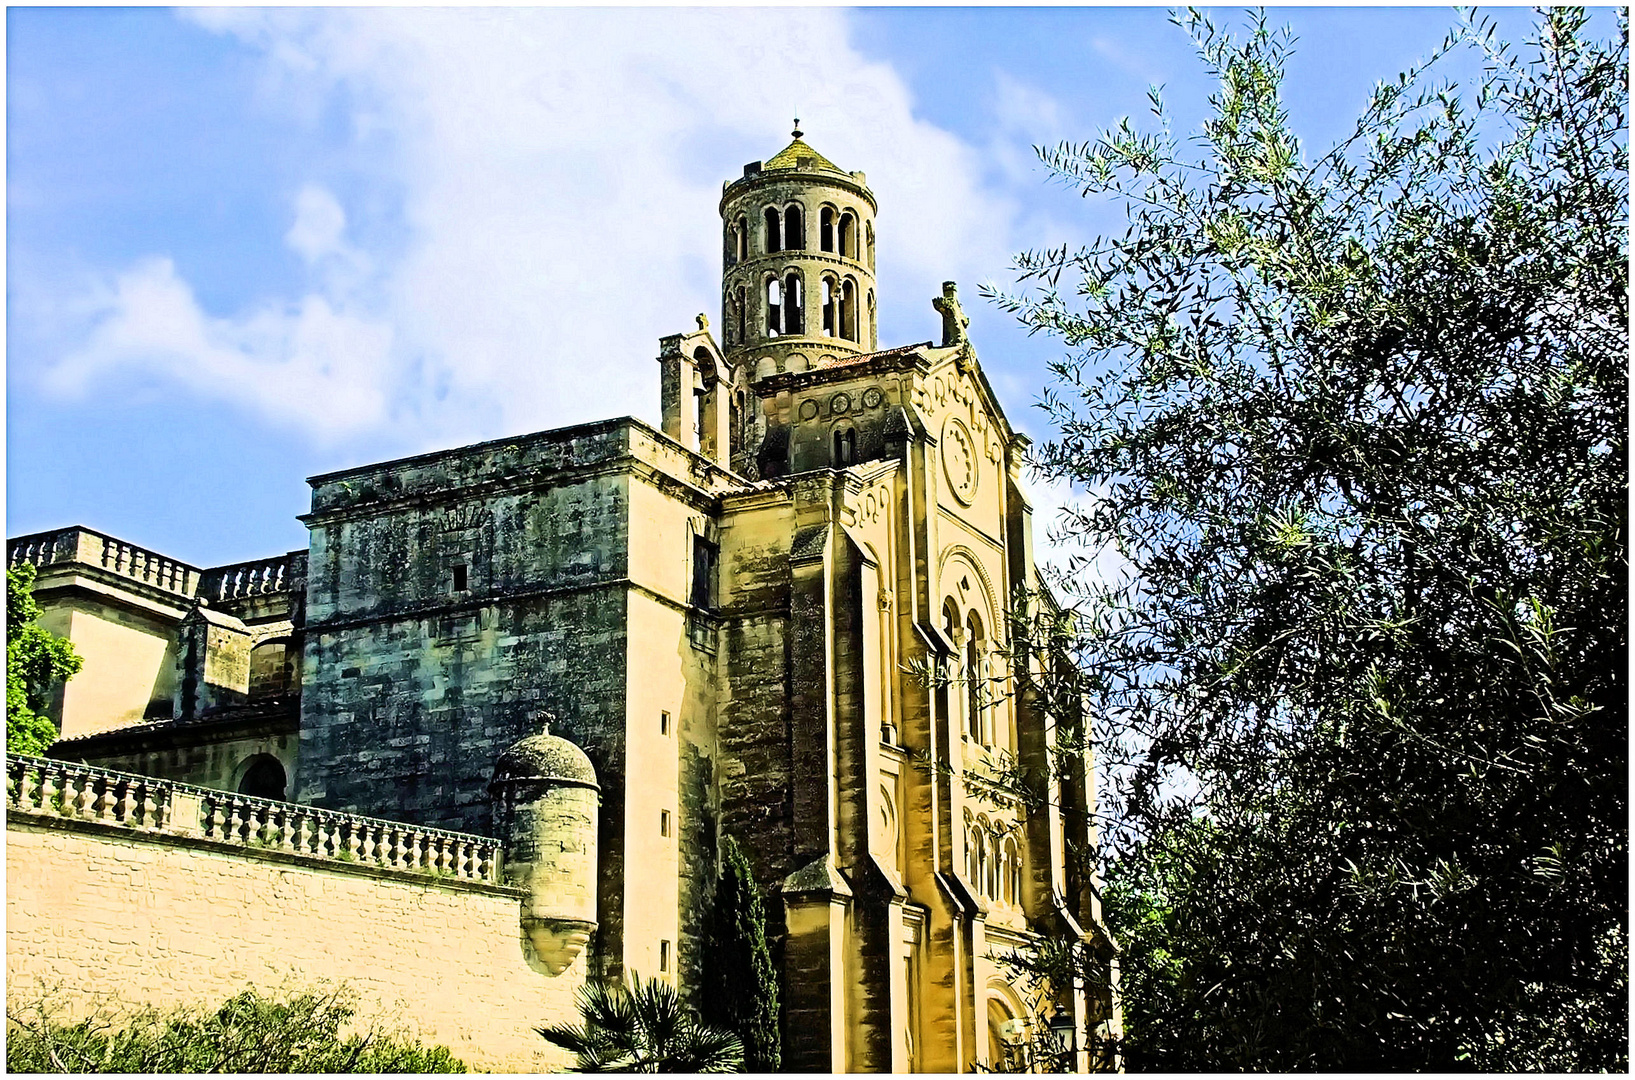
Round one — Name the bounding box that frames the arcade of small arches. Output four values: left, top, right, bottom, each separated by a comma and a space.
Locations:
725, 201, 874, 267
724, 270, 874, 347
965, 809, 1024, 909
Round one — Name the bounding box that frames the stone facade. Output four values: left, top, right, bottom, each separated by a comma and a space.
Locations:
8, 130, 1118, 1072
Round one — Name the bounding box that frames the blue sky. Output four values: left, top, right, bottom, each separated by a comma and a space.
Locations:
7, 6, 1552, 567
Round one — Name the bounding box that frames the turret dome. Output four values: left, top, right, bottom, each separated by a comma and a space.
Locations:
491, 731, 598, 790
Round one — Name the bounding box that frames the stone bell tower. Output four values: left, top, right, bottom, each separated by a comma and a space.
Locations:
719, 121, 879, 376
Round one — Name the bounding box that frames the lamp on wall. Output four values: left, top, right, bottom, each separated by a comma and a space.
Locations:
1047, 1004, 1077, 1070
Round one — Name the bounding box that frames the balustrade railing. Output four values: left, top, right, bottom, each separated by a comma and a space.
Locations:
6, 755, 501, 885
201, 552, 307, 602
8, 527, 199, 598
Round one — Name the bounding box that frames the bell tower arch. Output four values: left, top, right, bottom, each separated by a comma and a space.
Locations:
719, 121, 879, 377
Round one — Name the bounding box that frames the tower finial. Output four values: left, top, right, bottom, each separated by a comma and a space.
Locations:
792, 116, 802, 139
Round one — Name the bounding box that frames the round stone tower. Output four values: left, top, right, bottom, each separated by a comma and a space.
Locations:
490, 725, 599, 976
719, 121, 879, 376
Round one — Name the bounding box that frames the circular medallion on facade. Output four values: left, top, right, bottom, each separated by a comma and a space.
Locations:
830, 392, 852, 416
798, 399, 820, 421
941, 416, 979, 504
861, 387, 885, 409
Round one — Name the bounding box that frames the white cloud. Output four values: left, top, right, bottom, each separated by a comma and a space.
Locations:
35, 9, 1025, 452
44, 257, 395, 442
285, 185, 348, 265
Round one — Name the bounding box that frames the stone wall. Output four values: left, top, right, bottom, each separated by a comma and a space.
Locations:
6, 777, 582, 1072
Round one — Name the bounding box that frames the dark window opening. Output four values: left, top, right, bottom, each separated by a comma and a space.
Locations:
452, 564, 469, 592
784, 205, 804, 250
833, 427, 857, 467
660, 810, 671, 837
659, 940, 671, 972
238, 755, 287, 801
691, 535, 718, 610
841, 278, 857, 341
736, 217, 748, 262
661, 711, 671, 735
820, 207, 835, 252
734, 286, 746, 344
763, 207, 781, 253
783, 272, 803, 334
766, 278, 780, 337
822, 277, 836, 336
839, 212, 854, 259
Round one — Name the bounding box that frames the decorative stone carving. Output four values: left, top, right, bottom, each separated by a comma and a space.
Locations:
933, 280, 970, 347
861, 387, 885, 409
830, 391, 852, 416
941, 416, 979, 504
799, 399, 820, 421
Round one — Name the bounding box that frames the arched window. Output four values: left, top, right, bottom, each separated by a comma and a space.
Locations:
764, 207, 781, 254
832, 426, 856, 467
838, 211, 855, 259
1004, 836, 1022, 906
765, 277, 781, 337
965, 612, 984, 741
820, 207, 835, 252
867, 290, 876, 347
783, 271, 804, 334
976, 830, 991, 897
966, 819, 979, 883
736, 217, 748, 263
866, 221, 875, 269
784, 205, 804, 251
841, 278, 858, 341
238, 754, 287, 801
734, 285, 746, 344
821, 276, 837, 337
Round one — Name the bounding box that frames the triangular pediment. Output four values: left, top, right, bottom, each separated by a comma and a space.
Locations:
910, 346, 1015, 467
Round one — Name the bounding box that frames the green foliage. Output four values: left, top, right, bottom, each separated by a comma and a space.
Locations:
702, 834, 781, 1071
994, 7, 1626, 1071
5, 985, 466, 1073
537, 973, 744, 1073
6, 563, 82, 755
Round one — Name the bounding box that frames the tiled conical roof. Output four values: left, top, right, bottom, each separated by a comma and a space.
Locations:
765, 136, 839, 172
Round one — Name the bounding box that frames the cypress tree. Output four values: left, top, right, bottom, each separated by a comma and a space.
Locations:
703, 834, 780, 1072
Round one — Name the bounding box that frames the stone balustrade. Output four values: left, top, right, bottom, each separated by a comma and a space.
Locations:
8, 526, 199, 598
200, 552, 308, 602
6, 755, 501, 885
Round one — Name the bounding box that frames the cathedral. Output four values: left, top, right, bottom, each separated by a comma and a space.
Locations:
8, 129, 1118, 1072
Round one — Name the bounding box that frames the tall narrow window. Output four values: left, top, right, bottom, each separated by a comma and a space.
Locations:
841, 278, 857, 341
838, 212, 854, 259
820, 207, 835, 251
735, 285, 746, 344
866, 222, 875, 269
763, 207, 781, 253
765, 278, 781, 337
867, 290, 876, 347
726, 224, 739, 268
659, 940, 671, 972
783, 272, 803, 334
736, 217, 748, 262
822, 277, 836, 336
660, 711, 671, 736
833, 427, 856, 466
965, 613, 983, 741
660, 810, 671, 837
452, 564, 468, 593
784, 205, 804, 250
691, 535, 718, 610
